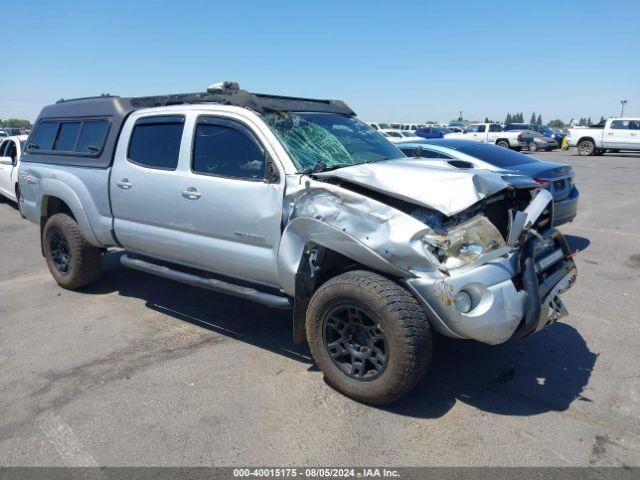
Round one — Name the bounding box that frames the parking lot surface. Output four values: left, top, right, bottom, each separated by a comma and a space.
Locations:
0, 151, 639, 467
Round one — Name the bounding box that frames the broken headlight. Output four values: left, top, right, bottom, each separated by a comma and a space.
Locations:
422, 215, 505, 270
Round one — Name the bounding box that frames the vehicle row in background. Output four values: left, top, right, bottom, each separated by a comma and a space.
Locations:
0, 127, 28, 139
444, 123, 536, 150
505, 123, 566, 145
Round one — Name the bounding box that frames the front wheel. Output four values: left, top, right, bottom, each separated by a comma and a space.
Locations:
306, 270, 432, 404
43, 213, 102, 289
529, 142, 539, 152
577, 139, 595, 156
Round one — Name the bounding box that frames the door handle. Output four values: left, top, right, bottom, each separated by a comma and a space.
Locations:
117, 179, 132, 190
608, 132, 614, 135
181, 187, 202, 199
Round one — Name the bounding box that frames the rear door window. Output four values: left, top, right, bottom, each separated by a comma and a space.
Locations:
192, 117, 266, 180
29, 121, 59, 150
128, 116, 185, 170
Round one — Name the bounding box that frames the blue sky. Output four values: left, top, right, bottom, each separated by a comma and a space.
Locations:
1, 0, 638, 123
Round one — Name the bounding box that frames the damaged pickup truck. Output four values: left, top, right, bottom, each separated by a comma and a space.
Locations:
18, 82, 577, 404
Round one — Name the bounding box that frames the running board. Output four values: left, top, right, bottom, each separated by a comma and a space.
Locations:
120, 254, 293, 309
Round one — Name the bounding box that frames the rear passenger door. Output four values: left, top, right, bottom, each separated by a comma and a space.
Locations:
603, 120, 632, 149
175, 115, 284, 286
110, 114, 187, 260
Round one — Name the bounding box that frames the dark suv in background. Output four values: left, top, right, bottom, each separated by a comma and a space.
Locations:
505, 123, 566, 145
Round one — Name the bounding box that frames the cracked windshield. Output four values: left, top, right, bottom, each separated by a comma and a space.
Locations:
264, 112, 402, 173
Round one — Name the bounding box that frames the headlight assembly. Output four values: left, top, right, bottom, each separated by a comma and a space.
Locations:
422, 215, 505, 271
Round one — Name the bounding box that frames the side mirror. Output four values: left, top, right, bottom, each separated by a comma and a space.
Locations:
0, 156, 13, 166
265, 159, 280, 183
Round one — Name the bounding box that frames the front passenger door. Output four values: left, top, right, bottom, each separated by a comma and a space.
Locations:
175, 115, 285, 286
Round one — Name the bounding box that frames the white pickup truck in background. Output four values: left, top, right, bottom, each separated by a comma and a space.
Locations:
444, 123, 534, 150
567, 118, 640, 156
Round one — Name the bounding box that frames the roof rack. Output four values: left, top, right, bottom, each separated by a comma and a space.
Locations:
127, 82, 356, 116
56, 93, 119, 104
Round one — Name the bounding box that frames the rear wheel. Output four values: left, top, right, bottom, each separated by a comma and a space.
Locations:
496, 140, 510, 148
577, 139, 595, 156
529, 142, 539, 152
306, 270, 432, 404
43, 213, 102, 289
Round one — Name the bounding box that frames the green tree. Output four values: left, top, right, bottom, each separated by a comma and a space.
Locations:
587, 117, 592, 126
536, 114, 542, 125
600, 116, 605, 123
505, 113, 512, 124
1, 118, 31, 128
530, 112, 537, 124
548, 119, 565, 129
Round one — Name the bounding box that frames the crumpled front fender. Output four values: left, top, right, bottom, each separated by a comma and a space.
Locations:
277, 217, 409, 296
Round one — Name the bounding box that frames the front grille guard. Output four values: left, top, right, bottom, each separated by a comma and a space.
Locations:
514, 228, 577, 338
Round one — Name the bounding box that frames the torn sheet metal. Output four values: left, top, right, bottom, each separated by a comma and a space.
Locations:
282, 175, 439, 275
314, 158, 510, 216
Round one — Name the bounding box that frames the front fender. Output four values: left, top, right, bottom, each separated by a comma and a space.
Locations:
277, 217, 409, 296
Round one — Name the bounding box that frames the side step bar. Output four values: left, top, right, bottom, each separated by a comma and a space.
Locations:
120, 254, 293, 309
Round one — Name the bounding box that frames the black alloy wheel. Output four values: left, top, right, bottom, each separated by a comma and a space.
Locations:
49, 229, 72, 274
322, 304, 388, 380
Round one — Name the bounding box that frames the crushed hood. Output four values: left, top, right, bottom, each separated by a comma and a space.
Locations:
315, 159, 510, 216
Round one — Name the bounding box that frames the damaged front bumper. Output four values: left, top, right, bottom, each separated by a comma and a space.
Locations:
405, 228, 577, 345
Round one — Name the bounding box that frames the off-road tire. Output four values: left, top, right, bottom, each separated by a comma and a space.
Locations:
496, 140, 510, 148
43, 213, 102, 289
577, 139, 595, 156
306, 270, 432, 404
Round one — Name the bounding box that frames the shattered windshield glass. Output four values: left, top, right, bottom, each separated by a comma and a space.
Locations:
263, 112, 403, 173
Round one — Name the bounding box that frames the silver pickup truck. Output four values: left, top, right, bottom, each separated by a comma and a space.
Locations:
18, 82, 577, 404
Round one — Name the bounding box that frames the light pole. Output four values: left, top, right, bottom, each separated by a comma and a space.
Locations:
458, 110, 463, 121
620, 100, 627, 117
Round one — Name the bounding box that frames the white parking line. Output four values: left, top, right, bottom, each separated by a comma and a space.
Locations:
39, 413, 98, 467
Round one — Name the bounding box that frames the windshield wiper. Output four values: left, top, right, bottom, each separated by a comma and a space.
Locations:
307, 161, 345, 174
312, 160, 328, 173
